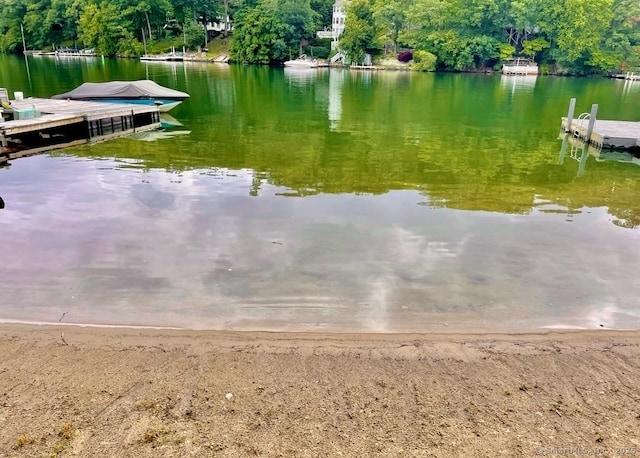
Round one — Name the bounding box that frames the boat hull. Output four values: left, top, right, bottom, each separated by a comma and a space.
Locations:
502, 58, 538, 75
84, 98, 183, 112
284, 61, 319, 69
284, 54, 319, 68
502, 65, 538, 75
140, 56, 184, 62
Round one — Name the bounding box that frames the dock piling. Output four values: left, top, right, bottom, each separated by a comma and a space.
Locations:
565, 98, 576, 133
585, 104, 598, 142
558, 133, 569, 164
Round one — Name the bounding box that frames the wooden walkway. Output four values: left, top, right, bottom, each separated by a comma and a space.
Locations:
9, 98, 158, 119
1, 98, 160, 161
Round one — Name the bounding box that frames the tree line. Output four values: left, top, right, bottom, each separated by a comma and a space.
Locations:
1, 0, 638, 74
339, 0, 640, 74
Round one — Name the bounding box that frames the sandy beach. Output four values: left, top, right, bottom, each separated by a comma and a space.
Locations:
1, 325, 639, 457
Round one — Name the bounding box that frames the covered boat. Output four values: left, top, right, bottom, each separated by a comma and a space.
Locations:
52, 80, 189, 112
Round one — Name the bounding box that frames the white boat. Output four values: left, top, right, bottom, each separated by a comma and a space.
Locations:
56, 48, 97, 57
33, 48, 97, 57
140, 47, 184, 62
502, 58, 538, 75
140, 54, 184, 62
284, 54, 319, 68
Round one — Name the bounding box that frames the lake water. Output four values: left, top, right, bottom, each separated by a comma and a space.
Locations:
1, 55, 639, 332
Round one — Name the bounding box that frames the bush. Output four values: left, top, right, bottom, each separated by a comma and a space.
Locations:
308, 45, 330, 59
412, 50, 437, 72
117, 37, 144, 57
397, 51, 413, 63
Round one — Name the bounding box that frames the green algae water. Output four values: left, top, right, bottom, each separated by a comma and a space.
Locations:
1, 55, 639, 331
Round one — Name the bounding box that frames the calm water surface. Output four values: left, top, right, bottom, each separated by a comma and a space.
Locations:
1, 55, 639, 331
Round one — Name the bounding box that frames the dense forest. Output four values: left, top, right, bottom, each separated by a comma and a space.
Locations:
0, 0, 639, 74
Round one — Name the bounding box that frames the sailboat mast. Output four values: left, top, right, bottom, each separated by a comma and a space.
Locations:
20, 24, 27, 52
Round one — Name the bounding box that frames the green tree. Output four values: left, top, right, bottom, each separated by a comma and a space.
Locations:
230, 2, 289, 63
279, 0, 318, 52
521, 37, 548, 61
172, 0, 220, 47
23, 0, 54, 49
374, 0, 409, 54
412, 49, 436, 71
553, 0, 613, 67
403, 0, 505, 70
310, 0, 333, 30
115, 0, 173, 42
0, 0, 28, 51
340, 0, 377, 64
78, 1, 126, 56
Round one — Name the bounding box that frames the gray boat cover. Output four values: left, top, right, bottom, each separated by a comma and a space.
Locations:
52, 80, 189, 100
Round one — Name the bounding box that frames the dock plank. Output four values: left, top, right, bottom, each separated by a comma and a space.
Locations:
1, 114, 84, 135
10, 98, 158, 120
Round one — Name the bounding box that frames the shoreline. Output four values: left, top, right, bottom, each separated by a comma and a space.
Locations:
2, 324, 640, 456
2, 316, 636, 334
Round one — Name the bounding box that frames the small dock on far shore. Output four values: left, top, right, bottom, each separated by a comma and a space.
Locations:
608, 72, 640, 81
560, 98, 640, 150
1, 97, 161, 163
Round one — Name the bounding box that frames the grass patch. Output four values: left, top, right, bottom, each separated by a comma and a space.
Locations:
203, 37, 232, 57
49, 423, 74, 457
141, 427, 170, 444
14, 433, 36, 448
58, 422, 74, 440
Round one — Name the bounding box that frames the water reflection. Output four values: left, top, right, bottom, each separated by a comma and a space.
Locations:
621, 78, 640, 95
328, 69, 345, 130
558, 133, 590, 177
23, 56, 32, 91
284, 67, 323, 86
500, 75, 537, 94
559, 133, 640, 177
1, 56, 640, 332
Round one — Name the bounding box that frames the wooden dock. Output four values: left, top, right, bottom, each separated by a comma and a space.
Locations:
561, 117, 640, 149
609, 72, 640, 81
560, 98, 640, 150
1, 97, 161, 162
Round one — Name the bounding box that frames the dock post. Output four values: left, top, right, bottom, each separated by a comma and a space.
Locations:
558, 133, 569, 164
585, 104, 598, 142
565, 98, 576, 132
577, 143, 589, 177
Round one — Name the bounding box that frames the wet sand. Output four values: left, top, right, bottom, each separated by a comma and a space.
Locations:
1, 325, 640, 457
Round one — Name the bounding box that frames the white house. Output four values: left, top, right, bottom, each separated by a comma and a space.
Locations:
317, 0, 348, 49
204, 16, 233, 35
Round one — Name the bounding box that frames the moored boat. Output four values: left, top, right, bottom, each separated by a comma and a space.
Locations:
140, 54, 184, 62
502, 58, 538, 75
140, 47, 184, 62
55, 47, 97, 57
284, 54, 319, 68
52, 80, 189, 112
